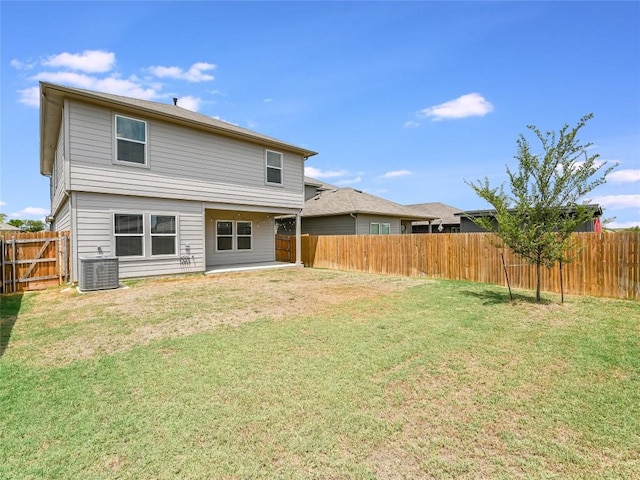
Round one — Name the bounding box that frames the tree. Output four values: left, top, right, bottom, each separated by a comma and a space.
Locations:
0, 213, 6, 224
5, 219, 46, 232
7, 219, 24, 229
466, 114, 616, 301
24, 220, 46, 232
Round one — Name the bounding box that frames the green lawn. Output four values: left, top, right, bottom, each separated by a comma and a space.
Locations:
1, 268, 638, 479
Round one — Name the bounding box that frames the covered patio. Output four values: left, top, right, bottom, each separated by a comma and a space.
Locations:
205, 261, 301, 275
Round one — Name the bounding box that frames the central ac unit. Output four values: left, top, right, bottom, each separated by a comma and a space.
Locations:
79, 256, 119, 291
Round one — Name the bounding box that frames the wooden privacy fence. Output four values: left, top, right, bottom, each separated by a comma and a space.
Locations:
1, 231, 70, 293
301, 232, 639, 301
275, 234, 296, 263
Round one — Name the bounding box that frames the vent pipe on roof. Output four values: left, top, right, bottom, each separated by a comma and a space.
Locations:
173, 97, 178, 106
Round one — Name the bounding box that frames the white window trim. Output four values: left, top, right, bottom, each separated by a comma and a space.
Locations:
265, 149, 284, 187
370, 222, 391, 235
215, 220, 234, 252
150, 214, 178, 257
113, 213, 145, 258
112, 212, 180, 260
113, 114, 149, 169
236, 221, 253, 251
215, 220, 253, 252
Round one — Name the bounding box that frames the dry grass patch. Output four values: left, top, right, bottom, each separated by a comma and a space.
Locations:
5, 268, 428, 366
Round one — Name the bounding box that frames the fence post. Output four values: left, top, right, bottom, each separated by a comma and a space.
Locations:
11, 235, 16, 293
58, 231, 63, 285
1, 235, 4, 294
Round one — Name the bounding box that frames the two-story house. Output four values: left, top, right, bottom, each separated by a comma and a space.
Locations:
40, 82, 317, 282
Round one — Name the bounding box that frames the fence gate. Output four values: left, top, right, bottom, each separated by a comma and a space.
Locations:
1, 231, 70, 293
275, 234, 294, 263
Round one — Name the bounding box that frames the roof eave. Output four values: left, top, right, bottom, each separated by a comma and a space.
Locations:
302, 209, 438, 220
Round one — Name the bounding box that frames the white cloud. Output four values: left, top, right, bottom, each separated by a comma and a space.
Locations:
608, 220, 640, 229
27, 71, 158, 103
10, 59, 36, 70
174, 95, 202, 112
10, 207, 49, 218
305, 167, 349, 179
95, 77, 158, 99
381, 170, 412, 178
336, 176, 362, 186
32, 71, 96, 88
148, 62, 215, 82
590, 194, 640, 210
15, 50, 217, 110
419, 93, 494, 121
18, 86, 40, 107
404, 120, 420, 128
263, 98, 273, 103
0, 201, 6, 206
608, 169, 640, 184
43, 50, 115, 73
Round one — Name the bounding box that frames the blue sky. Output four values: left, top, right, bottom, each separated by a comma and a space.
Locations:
1, 1, 639, 228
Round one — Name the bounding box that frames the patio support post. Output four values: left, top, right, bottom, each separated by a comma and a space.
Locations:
295, 211, 302, 265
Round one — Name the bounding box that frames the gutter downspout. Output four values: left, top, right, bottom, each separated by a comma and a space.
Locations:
350, 213, 358, 235
295, 210, 302, 265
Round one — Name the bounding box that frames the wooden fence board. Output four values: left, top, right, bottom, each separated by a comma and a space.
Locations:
1, 231, 70, 293
300, 232, 639, 300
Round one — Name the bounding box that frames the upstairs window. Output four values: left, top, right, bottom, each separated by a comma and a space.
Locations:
265, 150, 283, 185
115, 115, 147, 165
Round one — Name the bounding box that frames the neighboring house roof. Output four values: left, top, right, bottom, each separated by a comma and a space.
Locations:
40, 82, 318, 176
407, 202, 463, 226
0, 223, 22, 232
302, 187, 437, 220
304, 176, 337, 191
455, 204, 604, 218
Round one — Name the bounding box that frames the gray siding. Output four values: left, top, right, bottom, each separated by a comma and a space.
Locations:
51, 117, 66, 214
52, 198, 71, 232
460, 217, 488, 233
302, 215, 356, 235
305, 184, 320, 201
205, 210, 275, 266
356, 215, 402, 235
73, 192, 204, 281
67, 101, 305, 209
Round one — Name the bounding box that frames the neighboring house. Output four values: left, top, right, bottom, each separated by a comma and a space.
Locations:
455, 205, 604, 233
278, 178, 436, 235
303, 176, 335, 201
40, 82, 317, 282
0, 223, 22, 233
408, 202, 463, 233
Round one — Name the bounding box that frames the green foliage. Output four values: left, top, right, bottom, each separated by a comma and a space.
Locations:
7, 219, 24, 229
23, 220, 46, 232
1, 274, 638, 478
5, 219, 45, 232
466, 114, 616, 301
0, 213, 7, 223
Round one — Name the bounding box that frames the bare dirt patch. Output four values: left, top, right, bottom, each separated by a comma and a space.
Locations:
8, 268, 431, 366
